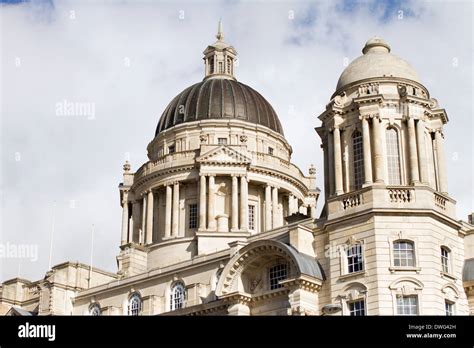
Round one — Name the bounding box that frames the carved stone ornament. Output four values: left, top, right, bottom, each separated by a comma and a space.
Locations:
239, 135, 248, 143
123, 160, 131, 172
199, 134, 207, 143
398, 84, 407, 97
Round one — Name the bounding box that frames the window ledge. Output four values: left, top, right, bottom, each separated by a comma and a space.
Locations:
441, 271, 457, 281
389, 266, 421, 273
339, 270, 366, 281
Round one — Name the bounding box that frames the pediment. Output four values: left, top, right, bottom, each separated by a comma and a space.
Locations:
197, 146, 251, 165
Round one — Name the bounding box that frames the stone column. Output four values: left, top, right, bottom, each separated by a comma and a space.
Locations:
310, 203, 317, 218
416, 120, 428, 184
342, 130, 350, 193
140, 195, 147, 244
265, 184, 272, 231
172, 182, 180, 237
407, 117, 420, 184
272, 186, 279, 228
208, 175, 216, 230
361, 116, 373, 185
231, 175, 239, 231
435, 130, 448, 194
288, 194, 294, 215
145, 190, 154, 244
240, 175, 248, 231
372, 116, 384, 183
164, 185, 172, 238
333, 127, 344, 195
327, 131, 335, 196
199, 175, 207, 230
128, 207, 134, 243
120, 192, 129, 245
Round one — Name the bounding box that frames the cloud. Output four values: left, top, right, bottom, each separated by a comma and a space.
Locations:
1, 0, 472, 281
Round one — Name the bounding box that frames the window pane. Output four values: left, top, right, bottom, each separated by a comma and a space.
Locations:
189, 203, 198, 229
129, 294, 141, 316
171, 282, 186, 311
394, 241, 415, 267
445, 301, 454, 316
349, 299, 365, 316
218, 138, 227, 145
397, 295, 418, 315
347, 244, 364, 273
248, 205, 255, 231
441, 247, 450, 273
269, 264, 288, 290
386, 128, 401, 185
352, 130, 364, 189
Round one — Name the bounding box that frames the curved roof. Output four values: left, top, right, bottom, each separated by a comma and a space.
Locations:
155, 78, 284, 136
281, 243, 325, 280
463, 258, 474, 282
336, 37, 420, 91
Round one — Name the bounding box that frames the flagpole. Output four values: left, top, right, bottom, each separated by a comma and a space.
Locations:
89, 224, 95, 288
48, 201, 56, 270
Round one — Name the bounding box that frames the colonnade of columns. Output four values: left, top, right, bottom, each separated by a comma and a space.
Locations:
121, 181, 183, 246
120, 176, 311, 246
199, 174, 249, 232
326, 115, 448, 196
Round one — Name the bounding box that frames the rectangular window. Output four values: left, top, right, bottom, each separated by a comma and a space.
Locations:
445, 301, 454, 316
396, 295, 418, 315
189, 203, 198, 229
268, 147, 274, 155
349, 300, 365, 316
269, 264, 287, 290
168, 144, 176, 154
248, 205, 255, 231
347, 244, 364, 273
393, 241, 415, 267
218, 62, 223, 73
441, 248, 450, 273
218, 138, 228, 145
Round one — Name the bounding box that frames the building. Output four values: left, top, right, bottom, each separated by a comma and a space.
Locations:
1, 24, 474, 316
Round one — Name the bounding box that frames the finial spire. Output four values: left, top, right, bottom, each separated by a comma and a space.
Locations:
216, 19, 224, 41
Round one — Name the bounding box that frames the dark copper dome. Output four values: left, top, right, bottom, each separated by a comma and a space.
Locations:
155, 78, 284, 136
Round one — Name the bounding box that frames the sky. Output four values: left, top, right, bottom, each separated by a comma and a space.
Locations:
1, 0, 473, 282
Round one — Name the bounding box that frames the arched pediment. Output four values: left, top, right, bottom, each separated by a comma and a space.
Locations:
215, 239, 324, 296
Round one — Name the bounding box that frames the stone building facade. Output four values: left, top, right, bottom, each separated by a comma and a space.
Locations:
2, 26, 474, 316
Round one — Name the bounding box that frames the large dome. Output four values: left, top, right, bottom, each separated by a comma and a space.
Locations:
155, 78, 284, 136
336, 37, 420, 91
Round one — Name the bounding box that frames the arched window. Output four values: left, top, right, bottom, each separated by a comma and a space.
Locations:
441, 246, 451, 273
89, 303, 101, 316
128, 293, 142, 316
393, 241, 415, 267
170, 282, 186, 311
352, 130, 364, 189
268, 263, 288, 290
386, 128, 401, 185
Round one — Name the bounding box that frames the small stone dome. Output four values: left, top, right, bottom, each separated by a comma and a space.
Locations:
336, 37, 420, 91
155, 78, 284, 136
